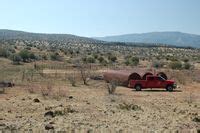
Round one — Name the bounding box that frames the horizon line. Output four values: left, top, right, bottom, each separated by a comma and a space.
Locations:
0, 29, 200, 38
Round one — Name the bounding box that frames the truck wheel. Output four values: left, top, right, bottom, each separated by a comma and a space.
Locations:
166, 85, 173, 92
135, 85, 142, 91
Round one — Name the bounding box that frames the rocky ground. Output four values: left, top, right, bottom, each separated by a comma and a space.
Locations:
0, 81, 199, 132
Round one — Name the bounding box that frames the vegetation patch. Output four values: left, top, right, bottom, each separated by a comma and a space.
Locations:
118, 102, 143, 111
192, 116, 200, 123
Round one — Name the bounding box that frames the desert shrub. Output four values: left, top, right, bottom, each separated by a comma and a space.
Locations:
18, 49, 36, 62
125, 56, 139, 66
18, 50, 30, 62
0, 47, 11, 58
65, 106, 77, 113
186, 92, 194, 104
76, 64, 90, 85
54, 110, 65, 116
27, 84, 35, 93
170, 61, 182, 70
184, 62, 191, 70
50, 52, 62, 61
39, 83, 68, 100
118, 103, 143, 111
166, 56, 178, 61
192, 116, 200, 123
0, 88, 5, 94
82, 57, 87, 63
25, 46, 31, 50
53, 87, 68, 100
86, 56, 96, 63
40, 83, 53, 97
11, 54, 22, 65
68, 75, 76, 87
9, 48, 16, 54
82, 56, 96, 63
41, 87, 50, 97
183, 58, 189, 63
29, 53, 37, 60
108, 55, 117, 63
98, 56, 105, 63
152, 60, 164, 68
131, 57, 139, 66
101, 59, 108, 66
125, 59, 131, 66
107, 81, 118, 94
42, 54, 48, 60
93, 54, 98, 59
98, 56, 108, 65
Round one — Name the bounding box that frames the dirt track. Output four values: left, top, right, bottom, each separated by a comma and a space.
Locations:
0, 81, 199, 132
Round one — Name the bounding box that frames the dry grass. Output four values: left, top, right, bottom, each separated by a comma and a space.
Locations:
67, 75, 76, 87
27, 83, 35, 93
40, 82, 68, 100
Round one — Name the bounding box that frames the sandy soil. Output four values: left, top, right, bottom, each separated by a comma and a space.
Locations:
0, 81, 199, 132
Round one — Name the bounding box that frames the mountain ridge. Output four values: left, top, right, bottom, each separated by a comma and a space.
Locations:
94, 31, 200, 48
0, 29, 200, 48
0, 29, 102, 44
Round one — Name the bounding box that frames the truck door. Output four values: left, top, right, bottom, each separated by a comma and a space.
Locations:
146, 77, 156, 88
157, 76, 166, 88
153, 76, 165, 88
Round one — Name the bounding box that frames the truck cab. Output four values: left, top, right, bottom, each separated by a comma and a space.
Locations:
129, 75, 176, 92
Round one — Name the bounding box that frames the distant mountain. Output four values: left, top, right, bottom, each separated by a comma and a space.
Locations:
0, 29, 102, 44
94, 32, 200, 48
1, 30, 200, 48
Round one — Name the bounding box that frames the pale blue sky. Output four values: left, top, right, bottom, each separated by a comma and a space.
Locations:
0, 0, 200, 37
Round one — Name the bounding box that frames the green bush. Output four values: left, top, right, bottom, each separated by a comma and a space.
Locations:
108, 55, 117, 63
93, 54, 98, 59
11, 54, 22, 65
18, 50, 31, 62
101, 59, 108, 66
183, 58, 189, 63
124, 56, 139, 66
98, 56, 105, 63
170, 61, 182, 70
29, 53, 37, 60
0, 47, 11, 58
131, 57, 139, 66
50, 52, 62, 61
166, 56, 178, 61
86, 56, 96, 63
125, 59, 131, 66
18, 49, 37, 62
184, 62, 191, 70
82, 56, 96, 63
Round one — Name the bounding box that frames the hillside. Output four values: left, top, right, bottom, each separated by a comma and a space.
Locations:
0, 29, 102, 44
94, 32, 200, 48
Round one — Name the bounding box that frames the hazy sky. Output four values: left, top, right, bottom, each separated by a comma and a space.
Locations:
0, 0, 200, 37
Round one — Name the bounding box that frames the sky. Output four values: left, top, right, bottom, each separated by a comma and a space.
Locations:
0, 0, 200, 37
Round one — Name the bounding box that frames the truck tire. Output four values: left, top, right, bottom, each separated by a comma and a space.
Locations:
135, 85, 142, 91
166, 85, 173, 92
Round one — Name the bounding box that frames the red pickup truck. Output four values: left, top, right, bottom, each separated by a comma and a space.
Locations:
129, 75, 176, 91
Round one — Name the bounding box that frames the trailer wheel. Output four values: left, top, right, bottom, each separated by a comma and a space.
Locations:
135, 85, 142, 91
166, 85, 173, 92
